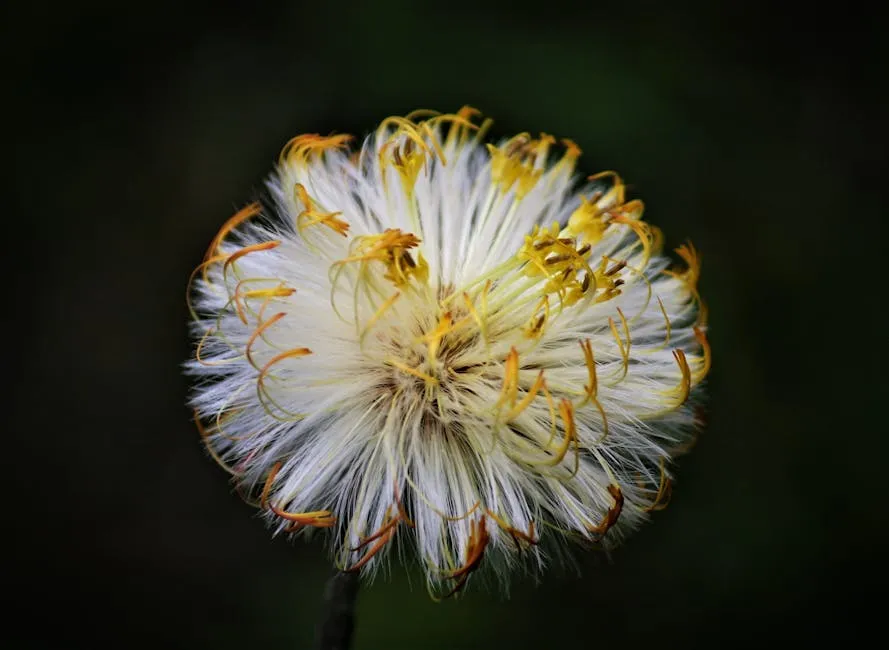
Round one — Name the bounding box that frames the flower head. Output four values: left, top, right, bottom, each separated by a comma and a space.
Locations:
186, 107, 710, 597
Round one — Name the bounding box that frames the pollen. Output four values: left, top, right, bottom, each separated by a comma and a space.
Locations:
186, 106, 711, 597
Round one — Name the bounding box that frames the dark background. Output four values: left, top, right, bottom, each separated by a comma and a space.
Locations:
8, 1, 887, 647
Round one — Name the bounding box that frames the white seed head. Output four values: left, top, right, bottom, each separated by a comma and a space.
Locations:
186, 108, 710, 598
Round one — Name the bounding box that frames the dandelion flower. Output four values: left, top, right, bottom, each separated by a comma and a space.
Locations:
186, 107, 710, 597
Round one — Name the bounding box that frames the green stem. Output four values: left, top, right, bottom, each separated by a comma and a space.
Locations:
314, 571, 360, 650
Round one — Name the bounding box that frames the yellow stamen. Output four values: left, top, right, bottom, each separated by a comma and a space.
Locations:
543, 400, 576, 466
540, 377, 558, 448
506, 370, 546, 421
579, 339, 610, 441
443, 517, 490, 597
462, 291, 488, 348
272, 507, 336, 528
193, 410, 242, 476
587, 484, 624, 536
233, 281, 295, 324
347, 504, 410, 571
692, 326, 711, 383
588, 171, 626, 207
241, 285, 295, 302
652, 296, 672, 351
246, 312, 285, 370
360, 291, 401, 343
486, 133, 544, 198
664, 241, 706, 326
523, 295, 550, 339
300, 209, 350, 237
259, 462, 281, 509
608, 308, 631, 383
196, 327, 240, 366
293, 182, 350, 238
643, 459, 673, 512
671, 348, 691, 406
347, 525, 395, 571
381, 136, 428, 195
485, 509, 538, 546
442, 106, 483, 150
203, 203, 262, 279
377, 117, 435, 157
496, 347, 520, 409
335, 229, 427, 288
222, 240, 281, 283
581, 339, 598, 399
280, 133, 353, 165
565, 192, 608, 245
611, 212, 654, 266
187, 253, 229, 319
439, 500, 482, 522
387, 358, 439, 385
419, 312, 454, 367
667, 241, 701, 290
589, 255, 624, 304
257, 347, 313, 400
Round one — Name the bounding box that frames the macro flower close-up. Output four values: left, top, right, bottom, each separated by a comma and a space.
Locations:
186, 107, 710, 598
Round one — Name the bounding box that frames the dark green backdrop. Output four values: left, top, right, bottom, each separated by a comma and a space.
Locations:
9, 1, 886, 647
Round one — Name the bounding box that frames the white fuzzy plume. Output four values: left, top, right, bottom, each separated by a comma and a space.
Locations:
186, 108, 710, 598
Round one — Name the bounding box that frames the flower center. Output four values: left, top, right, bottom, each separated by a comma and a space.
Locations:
375, 291, 488, 412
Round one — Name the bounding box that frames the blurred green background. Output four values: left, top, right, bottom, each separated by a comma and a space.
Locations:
8, 1, 887, 647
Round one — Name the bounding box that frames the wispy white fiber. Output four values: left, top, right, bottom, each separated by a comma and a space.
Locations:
186, 108, 710, 598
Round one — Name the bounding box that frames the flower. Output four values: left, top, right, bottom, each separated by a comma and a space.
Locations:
186, 107, 710, 598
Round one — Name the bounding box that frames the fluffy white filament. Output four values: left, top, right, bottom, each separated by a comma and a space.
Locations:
186, 108, 709, 597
